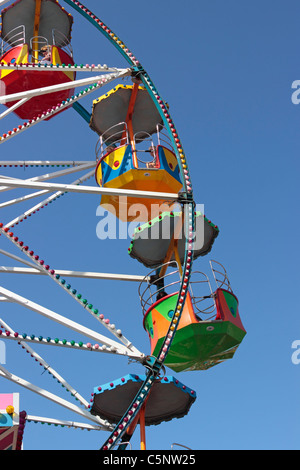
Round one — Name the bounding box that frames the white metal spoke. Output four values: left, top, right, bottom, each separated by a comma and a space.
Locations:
0, 365, 112, 429
0, 318, 89, 409
4, 169, 95, 228
0, 63, 126, 74
0, 161, 96, 194
26, 415, 103, 431
0, 188, 57, 209
0, 161, 95, 166
0, 70, 129, 145
0, 225, 144, 354
0, 70, 130, 104
0, 318, 133, 354
0, 177, 178, 201
0, 248, 43, 270
0, 266, 147, 282
0, 285, 144, 360
0, 98, 30, 120
0, 0, 11, 8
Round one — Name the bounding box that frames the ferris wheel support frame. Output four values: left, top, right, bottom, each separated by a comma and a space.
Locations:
0, 161, 96, 194
0, 285, 143, 358
25, 415, 104, 431
0, 316, 91, 409
0, 0, 197, 450
0, 68, 130, 144
0, 69, 130, 105
0, 266, 148, 282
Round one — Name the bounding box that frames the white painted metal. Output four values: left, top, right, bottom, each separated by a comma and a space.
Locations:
1, 169, 94, 227
0, 161, 96, 193
0, 0, 12, 8
0, 319, 132, 353
0, 248, 43, 270
3, 169, 95, 227
0, 73, 129, 145
0, 178, 179, 201
0, 365, 112, 429
0, 64, 126, 73
0, 161, 95, 166
0, 224, 146, 356
0, 266, 148, 282
0, 188, 56, 209
0, 285, 144, 359
0, 98, 29, 120
0, 70, 130, 104
0, 317, 90, 409
26, 415, 103, 431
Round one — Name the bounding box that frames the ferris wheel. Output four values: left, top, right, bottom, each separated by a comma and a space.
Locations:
0, 0, 246, 451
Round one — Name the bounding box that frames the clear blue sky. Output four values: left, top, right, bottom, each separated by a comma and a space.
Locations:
0, 0, 299, 450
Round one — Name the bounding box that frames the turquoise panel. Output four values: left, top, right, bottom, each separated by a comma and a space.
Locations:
0, 413, 13, 427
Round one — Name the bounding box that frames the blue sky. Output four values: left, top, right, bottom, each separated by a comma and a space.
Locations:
0, 0, 299, 450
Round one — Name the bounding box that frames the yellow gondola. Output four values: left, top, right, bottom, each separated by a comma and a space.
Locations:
93, 83, 182, 221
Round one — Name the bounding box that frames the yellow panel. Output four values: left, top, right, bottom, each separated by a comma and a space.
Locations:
100, 194, 176, 222
95, 162, 103, 186
103, 169, 182, 193
0, 45, 29, 79
98, 166, 182, 221
104, 146, 126, 170
95, 146, 127, 186
92, 84, 146, 106
163, 148, 179, 172
52, 47, 74, 80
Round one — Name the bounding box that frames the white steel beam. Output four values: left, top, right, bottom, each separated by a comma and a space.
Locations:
0, 74, 123, 145
0, 285, 144, 360
0, 320, 130, 354
0, 266, 147, 282
0, 365, 112, 429
0, 188, 58, 209
0, 0, 12, 7
0, 70, 130, 104
1, 169, 94, 225
0, 98, 29, 120
3, 169, 95, 228
0, 248, 43, 270
0, 225, 145, 355
0, 161, 96, 193
0, 64, 126, 74
0, 178, 179, 201
0, 318, 89, 409
26, 415, 103, 431
0, 161, 95, 166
